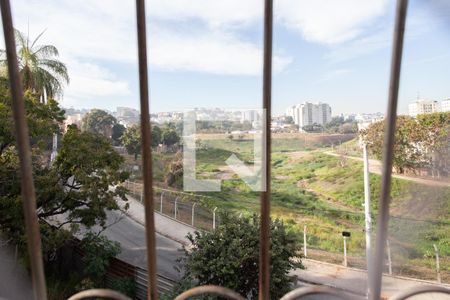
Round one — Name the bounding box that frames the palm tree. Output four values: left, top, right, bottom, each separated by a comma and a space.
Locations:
1, 29, 69, 102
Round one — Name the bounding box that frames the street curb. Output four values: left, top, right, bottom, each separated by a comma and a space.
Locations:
303, 258, 450, 288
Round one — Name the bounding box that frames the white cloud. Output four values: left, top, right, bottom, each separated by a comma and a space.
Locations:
148, 0, 262, 28
9, 0, 291, 77
64, 59, 131, 99
150, 28, 291, 75
276, 0, 389, 44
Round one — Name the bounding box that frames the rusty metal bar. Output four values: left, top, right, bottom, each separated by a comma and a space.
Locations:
370, 0, 408, 299
174, 285, 245, 300
259, 0, 273, 299
0, 0, 48, 299
68, 289, 131, 300
135, 0, 158, 299
389, 285, 450, 300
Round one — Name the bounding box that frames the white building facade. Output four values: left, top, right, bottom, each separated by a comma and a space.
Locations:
408, 99, 440, 117
286, 102, 332, 130
441, 99, 450, 112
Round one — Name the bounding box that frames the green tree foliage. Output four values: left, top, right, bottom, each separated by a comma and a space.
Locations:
1, 29, 69, 100
176, 214, 302, 299
161, 128, 180, 146
324, 116, 358, 134
360, 113, 450, 175
121, 124, 141, 160
416, 112, 450, 177
121, 124, 163, 160
0, 83, 128, 240
152, 125, 162, 147
302, 123, 323, 133
47, 126, 129, 227
164, 151, 183, 188
111, 123, 126, 146
80, 233, 120, 281
81, 109, 117, 138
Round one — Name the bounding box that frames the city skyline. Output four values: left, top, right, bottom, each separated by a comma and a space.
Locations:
4, 0, 450, 115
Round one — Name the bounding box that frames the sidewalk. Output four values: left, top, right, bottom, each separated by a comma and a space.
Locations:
123, 195, 450, 299
294, 259, 450, 299
119, 195, 192, 245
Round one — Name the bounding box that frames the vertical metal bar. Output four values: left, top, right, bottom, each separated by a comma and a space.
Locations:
135, 0, 158, 299
0, 1, 48, 299
370, 0, 408, 299
259, 0, 273, 299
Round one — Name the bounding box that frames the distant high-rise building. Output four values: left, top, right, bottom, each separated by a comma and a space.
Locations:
408, 99, 440, 117
286, 102, 332, 130
241, 110, 260, 124
441, 99, 450, 112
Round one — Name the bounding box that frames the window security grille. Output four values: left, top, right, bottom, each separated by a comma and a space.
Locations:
1, 0, 449, 299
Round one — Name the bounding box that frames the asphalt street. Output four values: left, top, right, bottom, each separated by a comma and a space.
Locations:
101, 210, 184, 280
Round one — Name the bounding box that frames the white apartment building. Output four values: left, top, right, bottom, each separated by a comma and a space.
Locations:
408, 99, 440, 117
241, 109, 260, 124
286, 102, 332, 130
441, 99, 450, 112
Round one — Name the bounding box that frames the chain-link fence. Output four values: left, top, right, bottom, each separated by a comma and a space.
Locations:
123, 180, 218, 231
122, 180, 448, 283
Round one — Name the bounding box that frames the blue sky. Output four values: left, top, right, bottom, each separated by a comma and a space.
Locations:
5, 0, 450, 115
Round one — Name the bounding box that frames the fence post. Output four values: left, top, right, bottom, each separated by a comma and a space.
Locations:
133, 181, 136, 195
174, 197, 179, 220
160, 191, 164, 213
303, 225, 307, 258
433, 244, 441, 283
140, 189, 143, 203
387, 239, 393, 275
343, 236, 348, 267
191, 203, 196, 227
213, 207, 218, 229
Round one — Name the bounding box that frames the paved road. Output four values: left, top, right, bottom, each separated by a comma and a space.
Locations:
100, 210, 184, 280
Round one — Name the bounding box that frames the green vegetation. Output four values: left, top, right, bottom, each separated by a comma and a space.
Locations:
174, 213, 301, 299
131, 131, 449, 280
81, 109, 117, 137
1, 36, 130, 297
1, 28, 69, 100
361, 112, 450, 175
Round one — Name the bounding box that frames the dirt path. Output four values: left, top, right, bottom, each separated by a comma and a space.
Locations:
323, 151, 450, 187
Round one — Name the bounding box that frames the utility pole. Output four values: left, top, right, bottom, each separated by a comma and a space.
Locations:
386, 239, 393, 275
433, 244, 441, 283
363, 143, 373, 297
343, 235, 348, 267
191, 203, 196, 227
212, 207, 218, 229
174, 197, 178, 219
303, 225, 307, 258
